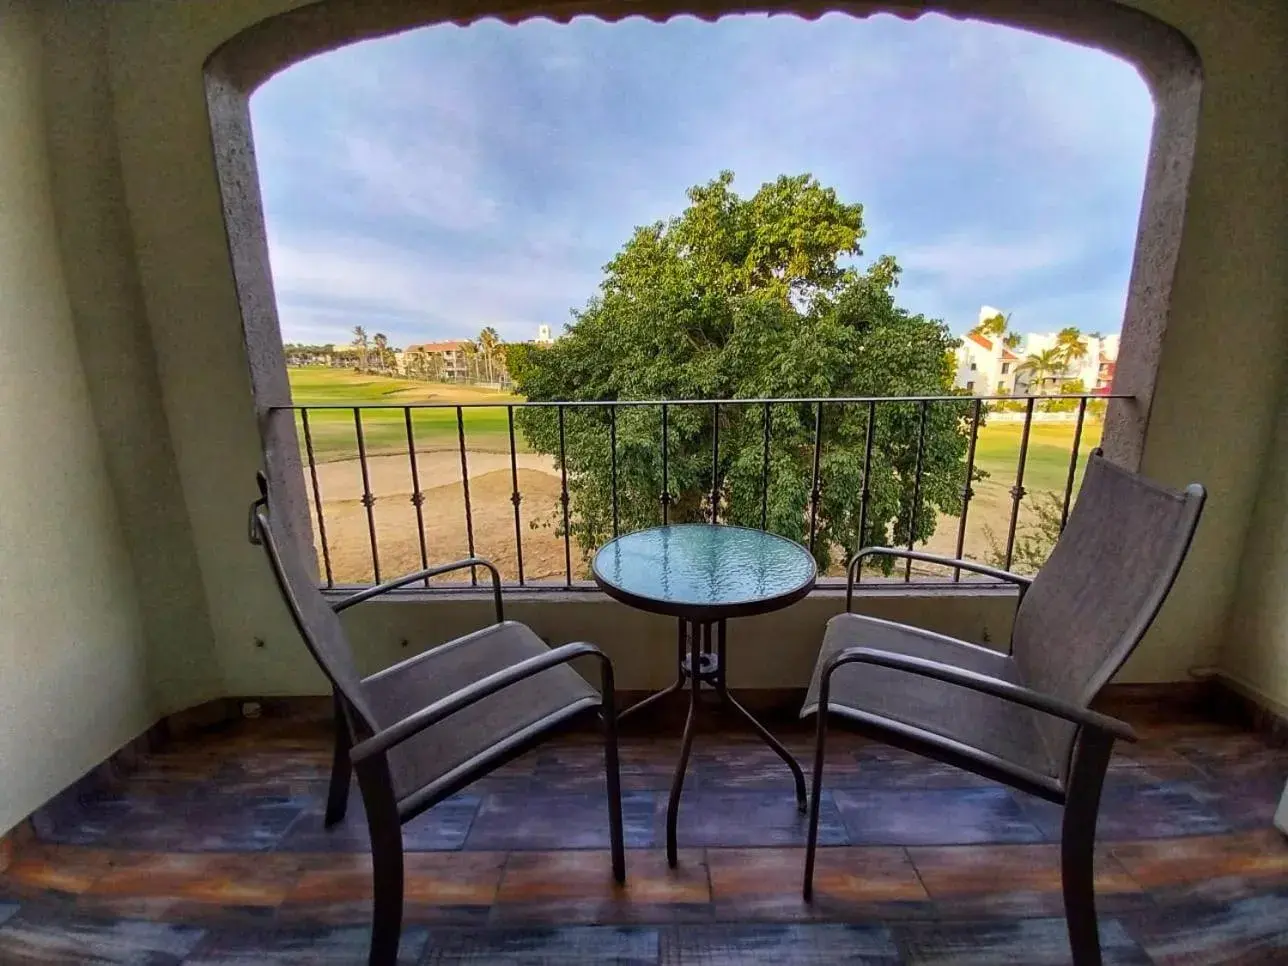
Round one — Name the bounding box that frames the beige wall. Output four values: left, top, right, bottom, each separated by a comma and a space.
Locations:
0, 0, 1282, 809
41, 2, 223, 716
1127, 0, 1288, 684
1223, 372, 1288, 715
317, 590, 1019, 697
93, 0, 1286, 692
0, 0, 153, 835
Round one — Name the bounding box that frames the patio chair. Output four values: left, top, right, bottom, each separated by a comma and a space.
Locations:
248, 474, 625, 966
801, 450, 1204, 966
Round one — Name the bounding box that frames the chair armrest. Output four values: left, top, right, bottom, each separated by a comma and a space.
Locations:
350, 641, 613, 763
332, 557, 504, 622
847, 547, 1031, 609
822, 646, 1136, 742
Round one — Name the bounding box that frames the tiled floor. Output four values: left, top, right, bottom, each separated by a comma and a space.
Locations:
2, 703, 1287, 964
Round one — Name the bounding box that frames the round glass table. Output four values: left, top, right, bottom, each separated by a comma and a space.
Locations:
591, 524, 817, 867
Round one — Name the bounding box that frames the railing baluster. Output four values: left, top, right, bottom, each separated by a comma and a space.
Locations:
854, 401, 876, 585
760, 402, 771, 531
300, 409, 333, 588
558, 406, 572, 586
1060, 398, 1089, 532
808, 401, 824, 555
508, 406, 525, 586
271, 393, 1123, 592
609, 405, 619, 538
954, 398, 983, 582
1004, 396, 1037, 570
660, 403, 670, 525
404, 408, 430, 587
456, 406, 476, 586
353, 407, 380, 583
905, 399, 930, 581
710, 402, 720, 524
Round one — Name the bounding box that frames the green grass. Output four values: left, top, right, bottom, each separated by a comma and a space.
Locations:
973, 418, 1104, 498
288, 368, 526, 461
288, 369, 1104, 489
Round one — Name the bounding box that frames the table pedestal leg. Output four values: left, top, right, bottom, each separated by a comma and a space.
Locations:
714, 620, 808, 811
617, 621, 688, 723
663, 618, 807, 867
665, 619, 702, 867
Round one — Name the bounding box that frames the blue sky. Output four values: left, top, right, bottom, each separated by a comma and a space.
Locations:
251, 13, 1154, 348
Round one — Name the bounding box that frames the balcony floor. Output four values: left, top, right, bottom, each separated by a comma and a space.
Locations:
1, 702, 1286, 963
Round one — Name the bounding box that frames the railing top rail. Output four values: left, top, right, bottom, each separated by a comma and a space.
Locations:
270, 393, 1132, 411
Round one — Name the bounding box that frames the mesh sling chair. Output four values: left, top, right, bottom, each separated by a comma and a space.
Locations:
248, 475, 626, 966
801, 450, 1204, 966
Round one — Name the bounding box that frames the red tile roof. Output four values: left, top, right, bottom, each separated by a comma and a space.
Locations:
1001, 348, 1020, 361
406, 341, 467, 353
966, 332, 993, 350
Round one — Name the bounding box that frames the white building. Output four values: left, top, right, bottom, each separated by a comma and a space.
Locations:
953, 305, 1122, 396
535, 324, 555, 344
1011, 332, 1121, 394
953, 330, 1023, 396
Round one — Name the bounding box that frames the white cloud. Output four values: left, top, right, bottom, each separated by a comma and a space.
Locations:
267, 232, 600, 343
342, 134, 499, 231
899, 233, 1081, 289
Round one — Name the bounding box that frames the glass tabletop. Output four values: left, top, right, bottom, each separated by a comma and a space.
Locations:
591, 524, 817, 618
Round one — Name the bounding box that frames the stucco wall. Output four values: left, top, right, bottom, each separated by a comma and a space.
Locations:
1223, 372, 1288, 715
0, 0, 153, 836
4, 0, 1276, 726
1127, 0, 1288, 685
41, 2, 223, 716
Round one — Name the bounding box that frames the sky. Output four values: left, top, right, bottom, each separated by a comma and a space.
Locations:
250, 12, 1155, 349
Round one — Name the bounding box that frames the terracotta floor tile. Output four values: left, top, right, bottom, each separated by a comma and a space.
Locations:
287, 851, 505, 907
708, 846, 927, 904
497, 849, 709, 905
1, 845, 113, 894
1112, 828, 1288, 888
86, 852, 302, 906
908, 843, 1140, 897
4, 712, 1288, 962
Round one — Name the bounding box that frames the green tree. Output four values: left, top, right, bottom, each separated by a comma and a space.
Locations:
477, 327, 503, 383
1003, 331, 1022, 350
460, 340, 479, 382
973, 310, 1010, 339
351, 326, 369, 372
373, 332, 390, 372
1017, 348, 1064, 393
511, 172, 970, 573
1055, 326, 1088, 371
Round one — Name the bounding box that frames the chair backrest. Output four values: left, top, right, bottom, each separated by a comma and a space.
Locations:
249, 475, 378, 738
1011, 450, 1204, 781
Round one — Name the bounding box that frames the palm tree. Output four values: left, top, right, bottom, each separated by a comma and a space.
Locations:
477, 326, 502, 383
460, 340, 479, 383
972, 310, 1010, 339
1017, 348, 1065, 393
1055, 326, 1089, 373
351, 325, 369, 372
1003, 331, 1022, 350
373, 333, 391, 373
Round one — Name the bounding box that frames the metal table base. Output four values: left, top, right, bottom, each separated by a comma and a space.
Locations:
618, 617, 808, 868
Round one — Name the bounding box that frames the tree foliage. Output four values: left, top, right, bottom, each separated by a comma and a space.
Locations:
510, 172, 970, 573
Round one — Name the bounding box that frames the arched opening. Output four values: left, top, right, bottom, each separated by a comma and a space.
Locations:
204, 0, 1201, 589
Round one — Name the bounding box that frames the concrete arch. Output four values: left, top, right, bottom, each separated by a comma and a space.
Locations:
202, 0, 1201, 552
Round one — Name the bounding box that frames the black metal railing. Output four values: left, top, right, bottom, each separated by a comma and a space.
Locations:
271, 393, 1126, 591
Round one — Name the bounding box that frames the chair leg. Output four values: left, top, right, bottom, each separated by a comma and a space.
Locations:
1061, 729, 1115, 966
325, 690, 352, 828
599, 658, 627, 885
802, 706, 829, 901
356, 760, 404, 966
